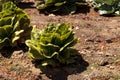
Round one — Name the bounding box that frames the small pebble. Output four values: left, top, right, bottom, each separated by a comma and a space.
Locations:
98, 60, 109, 66
48, 14, 55, 17
8, 61, 13, 64
109, 66, 115, 69
75, 26, 79, 30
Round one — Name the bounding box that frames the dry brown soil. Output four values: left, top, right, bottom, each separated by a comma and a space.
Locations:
0, 0, 120, 80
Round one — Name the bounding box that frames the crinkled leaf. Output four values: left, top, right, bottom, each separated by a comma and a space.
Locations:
55, 23, 71, 35
12, 30, 24, 44
59, 39, 74, 52
26, 40, 45, 60
31, 26, 41, 42
54, 1, 66, 6
41, 59, 57, 67
75, 2, 87, 5
0, 25, 12, 38
0, 37, 10, 49
0, 17, 12, 26
40, 43, 59, 58
45, 0, 56, 4
99, 5, 115, 15
0, 10, 14, 18
93, 0, 115, 5
37, 4, 47, 10
2, 1, 18, 11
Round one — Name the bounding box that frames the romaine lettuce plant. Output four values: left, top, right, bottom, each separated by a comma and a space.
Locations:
36, 0, 86, 14
0, 0, 21, 4
90, 0, 120, 15
0, 0, 21, 9
0, 1, 31, 49
25, 23, 77, 67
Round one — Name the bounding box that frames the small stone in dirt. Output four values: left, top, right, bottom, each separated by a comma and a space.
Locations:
11, 50, 24, 59
97, 52, 104, 55
85, 39, 94, 42
105, 53, 114, 57
34, 75, 42, 80
75, 26, 79, 30
15, 63, 19, 67
106, 65, 115, 69
8, 61, 13, 64
30, 67, 41, 75
13, 50, 23, 54
84, 46, 91, 50
106, 39, 113, 43
98, 60, 109, 66
115, 61, 120, 66
48, 14, 55, 17
90, 66, 94, 70
109, 66, 115, 69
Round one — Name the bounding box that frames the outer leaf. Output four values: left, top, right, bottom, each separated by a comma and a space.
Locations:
2, 1, 17, 11
12, 30, 24, 44
0, 17, 12, 26
37, 4, 47, 10
0, 38, 10, 49
99, 5, 115, 15
26, 40, 45, 60
40, 43, 59, 58
59, 39, 74, 52
93, 0, 115, 5
45, 0, 56, 4
0, 25, 12, 37
41, 59, 57, 67
54, 1, 66, 6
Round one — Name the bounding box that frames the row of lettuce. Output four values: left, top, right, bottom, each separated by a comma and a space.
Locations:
0, 0, 120, 16
0, 2, 78, 67
1, 0, 120, 67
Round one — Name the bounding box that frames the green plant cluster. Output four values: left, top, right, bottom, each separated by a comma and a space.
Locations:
90, 0, 120, 15
0, 0, 21, 4
36, 0, 120, 15
0, 0, 22, 10
0, 1, 78, 67
0, 1, 31, 49
25, 23, 77, 67
0, 0, 21, 9
36, 0, 86, 14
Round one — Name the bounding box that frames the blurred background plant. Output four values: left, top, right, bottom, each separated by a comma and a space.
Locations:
90, 0, 120, 15
35, 0, 87, 14
0, 1, 31, 50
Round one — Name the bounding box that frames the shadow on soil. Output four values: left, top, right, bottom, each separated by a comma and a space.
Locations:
17, 2, 90, 16
0, 43, 27, 58
32, 49, 89, 80
39, 5, 90, 16
18, 2, 35, 9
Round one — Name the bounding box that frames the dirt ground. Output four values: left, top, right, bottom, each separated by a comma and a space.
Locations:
0, 0, 120, 80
